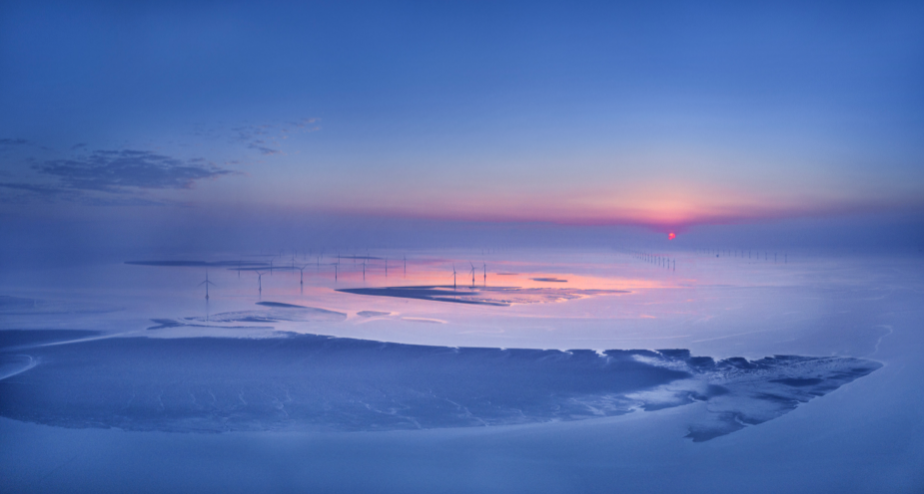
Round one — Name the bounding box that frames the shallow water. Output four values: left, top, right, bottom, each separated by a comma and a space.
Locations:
1, 249, 922, 493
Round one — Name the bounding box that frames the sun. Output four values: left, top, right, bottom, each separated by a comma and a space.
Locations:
668, 232, 676, 240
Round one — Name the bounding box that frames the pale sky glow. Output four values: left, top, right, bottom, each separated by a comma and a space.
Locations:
1, 0, 922, 249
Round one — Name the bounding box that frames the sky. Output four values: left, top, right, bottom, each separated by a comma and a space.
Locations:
1, 0, 923, 255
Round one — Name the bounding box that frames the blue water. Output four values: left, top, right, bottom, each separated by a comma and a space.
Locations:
1, 250, 922, 493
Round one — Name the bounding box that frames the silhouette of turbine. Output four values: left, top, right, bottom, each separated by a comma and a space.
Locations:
296, 264, 309, 292
254, 271, 267, 295
198, 271, 216, 300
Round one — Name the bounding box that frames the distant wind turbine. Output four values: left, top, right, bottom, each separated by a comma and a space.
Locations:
254, 271, 267, 296
198, 271, 216, 300
453, 264, 457, 289
470, 263, 475, 288
296, 264, 309, 288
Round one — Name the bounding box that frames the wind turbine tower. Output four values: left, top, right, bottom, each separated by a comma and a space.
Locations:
254, 271, 267, 296
199, 271, 216, 300
297, 264, 309, 288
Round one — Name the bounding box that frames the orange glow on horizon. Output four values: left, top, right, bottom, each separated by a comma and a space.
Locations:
268, 178, 911, 232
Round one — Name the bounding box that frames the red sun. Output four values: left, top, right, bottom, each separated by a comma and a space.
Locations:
668, 232, 676, 240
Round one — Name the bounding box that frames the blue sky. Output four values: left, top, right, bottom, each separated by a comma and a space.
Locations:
1, 0, 923, 251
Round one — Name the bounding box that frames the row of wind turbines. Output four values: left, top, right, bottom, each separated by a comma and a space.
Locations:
697, 249, 788, 263
196, 255, 491, 299
451, 262, 487, 289
635, 253, 676, 271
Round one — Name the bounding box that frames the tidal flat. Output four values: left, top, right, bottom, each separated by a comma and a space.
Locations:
1, 249, 922, 493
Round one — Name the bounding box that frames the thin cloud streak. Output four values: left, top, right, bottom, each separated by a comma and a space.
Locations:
0, 181, 167, 206
33, 149, 233, 192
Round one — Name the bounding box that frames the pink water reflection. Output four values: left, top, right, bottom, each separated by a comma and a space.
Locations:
155, 249, 836, 360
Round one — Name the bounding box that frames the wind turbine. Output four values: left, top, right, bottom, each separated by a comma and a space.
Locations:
470, 263, 475, 288
403, 255, 407, 276
296, 264, 309, 289
483, 262, 487, 287
255, 271, 267, 295
452, 264, 457, 289
384, 258, 388, 277
198, 271, 216, 300
362, 259, 366, 280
